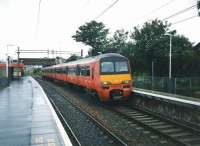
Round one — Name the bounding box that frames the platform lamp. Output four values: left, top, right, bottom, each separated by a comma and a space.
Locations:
6, 44, 15, 78
6, 56, 11, 85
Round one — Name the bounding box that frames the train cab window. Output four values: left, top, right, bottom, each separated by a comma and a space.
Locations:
115, 61, 128, 73
101, 62, 114, 73
101, 60, 129, 74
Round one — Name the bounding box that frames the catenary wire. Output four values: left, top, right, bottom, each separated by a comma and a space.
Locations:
163, 4, 197, 20
136, 0, 176, 21
171, 15, 198, 25
94, 0, 119, 20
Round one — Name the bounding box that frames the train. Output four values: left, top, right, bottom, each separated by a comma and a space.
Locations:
0, 63, 24, 79
42, 53, 133, 101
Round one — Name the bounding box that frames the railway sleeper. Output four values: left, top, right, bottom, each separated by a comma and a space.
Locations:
127, 111, 139, 115
150, 135, 159, 140
152, 124, 174, 129
129, 113, 144, 116
170, 132, 192, 138
130, 114, 149, 118
161, 128, 183, 134
135, 117, 153, 121
180, 137, 200, 143
142, 119, 160, 123
146, 121, 166, 126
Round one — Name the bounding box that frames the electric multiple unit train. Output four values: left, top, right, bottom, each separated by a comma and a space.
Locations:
0, 63, 24, 78
42, 53, 133, 101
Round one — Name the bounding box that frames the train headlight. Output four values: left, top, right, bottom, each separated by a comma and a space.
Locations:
122, 80, 131, 84
101, 81, 111, 89
101, 81, 111, 85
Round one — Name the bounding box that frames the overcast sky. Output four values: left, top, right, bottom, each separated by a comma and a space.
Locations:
0, 0, 199, 60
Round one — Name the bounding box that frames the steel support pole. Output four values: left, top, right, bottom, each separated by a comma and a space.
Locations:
169, 35, 172, 79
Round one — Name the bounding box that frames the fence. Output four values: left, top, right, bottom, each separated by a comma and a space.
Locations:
134, 76, 200, 98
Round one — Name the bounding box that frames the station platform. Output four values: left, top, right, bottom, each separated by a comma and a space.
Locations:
0, 77, 72, 146
134, 88, 200, 107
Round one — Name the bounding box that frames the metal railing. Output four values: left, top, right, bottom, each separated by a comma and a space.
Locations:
134, 76, 200, 98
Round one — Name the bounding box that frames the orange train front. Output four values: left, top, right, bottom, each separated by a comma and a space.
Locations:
42, 53, 133, 101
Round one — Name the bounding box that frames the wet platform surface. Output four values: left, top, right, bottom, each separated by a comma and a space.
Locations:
0, 77, 72, 146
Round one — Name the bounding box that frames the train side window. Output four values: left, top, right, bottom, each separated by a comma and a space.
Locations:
65, 67, 68, 74
61, 68, 65, 74
85, 66, 90, 76
68, 67, 76, 75
80, 67, 85, 76
76, 66, 80, 76
68, 68, 72, 75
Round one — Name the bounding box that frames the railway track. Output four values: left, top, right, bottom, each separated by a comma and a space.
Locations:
36, 78, 128, 146
105, 105, 200, 146
37, 77, 200, 146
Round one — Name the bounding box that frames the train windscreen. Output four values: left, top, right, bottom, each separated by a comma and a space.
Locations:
100, 60, 129, 74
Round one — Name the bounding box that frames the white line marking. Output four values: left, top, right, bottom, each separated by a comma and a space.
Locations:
133, 89, 200, 107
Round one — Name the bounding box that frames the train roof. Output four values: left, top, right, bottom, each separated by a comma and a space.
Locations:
43, 53, 126, 69
0, 63, 24, 68
0, 63, 6, 68
9, 63, 24, 68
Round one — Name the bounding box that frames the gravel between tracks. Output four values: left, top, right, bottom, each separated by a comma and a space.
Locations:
38, 78, 176, 146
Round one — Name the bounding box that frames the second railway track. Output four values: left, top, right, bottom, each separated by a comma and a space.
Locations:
104, 103, 200, 146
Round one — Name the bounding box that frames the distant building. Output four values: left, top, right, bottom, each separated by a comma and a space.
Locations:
194, 42, 200, 51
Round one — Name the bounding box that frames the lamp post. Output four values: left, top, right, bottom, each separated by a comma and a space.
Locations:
6, 44, 15, 78
165, 33, 172, 79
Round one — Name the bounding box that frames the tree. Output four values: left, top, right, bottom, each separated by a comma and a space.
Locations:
72, 21, 109, 56
108, 29, 129, 53
130, 19, 193, 77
